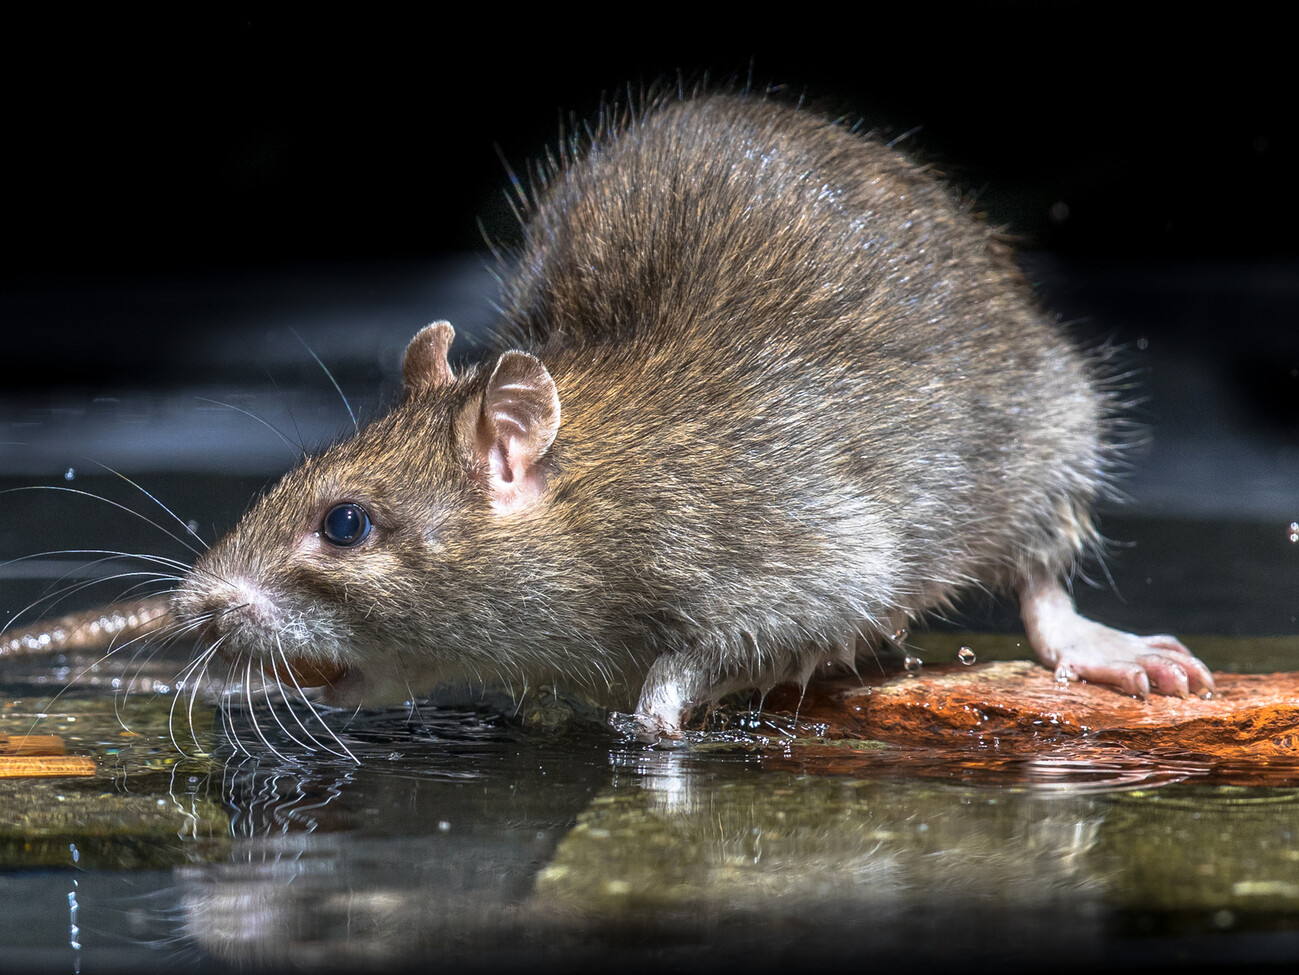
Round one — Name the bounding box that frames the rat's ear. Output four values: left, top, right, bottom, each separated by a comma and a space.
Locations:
402, 321, 456, 394
476, 351, 560, 513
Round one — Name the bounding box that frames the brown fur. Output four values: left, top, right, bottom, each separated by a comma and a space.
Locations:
174, 93, 1129, 728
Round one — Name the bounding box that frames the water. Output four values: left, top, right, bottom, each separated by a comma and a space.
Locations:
3, 671, 1299, 972
1, 258, 1297, 972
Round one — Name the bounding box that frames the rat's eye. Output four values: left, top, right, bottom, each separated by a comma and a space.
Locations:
321, 502, 371, 547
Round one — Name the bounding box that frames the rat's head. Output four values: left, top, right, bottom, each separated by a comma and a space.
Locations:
173, 321, 563, 702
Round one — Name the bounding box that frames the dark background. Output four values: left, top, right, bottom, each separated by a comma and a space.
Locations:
8, 8, 1294, 274
3, 7, 1296, 489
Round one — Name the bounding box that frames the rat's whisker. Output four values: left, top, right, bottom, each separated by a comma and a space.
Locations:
193, 397, 305, 458
86, 459, 212, 551
268, 640, 357, 762
0, 486, 205, 558
290, 327, 358, 434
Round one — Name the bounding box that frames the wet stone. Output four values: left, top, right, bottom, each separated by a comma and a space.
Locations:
760, 633, 1299, 782
0, 776, 231, 869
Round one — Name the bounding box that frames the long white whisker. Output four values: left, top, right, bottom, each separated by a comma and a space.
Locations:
111, 622, 176, 736
290, 327, 357, 433
185, 648, 214, 754
21, 620, 164, 737
2, 548, 192, 574
170, 632, 224, 757
3, 572, 179, 635
260, 652, 316, 752
259, 634, 357, 761
84, 459, 211, 551
193, 396, 304, 456
0, 486, 204, 557
276, 656, 358, 763
221, 652, 250, 759
244, 655, 291, 764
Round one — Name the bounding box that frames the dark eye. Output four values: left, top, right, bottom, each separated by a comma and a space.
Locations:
321, 502, 371, 547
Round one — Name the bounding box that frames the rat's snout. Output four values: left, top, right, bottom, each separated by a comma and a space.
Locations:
172, 568, 347, 688
172, 570, 289, 658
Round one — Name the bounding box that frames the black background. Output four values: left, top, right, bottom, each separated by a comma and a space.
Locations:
4, 7, 1295, 407
9, 8, 1293, 272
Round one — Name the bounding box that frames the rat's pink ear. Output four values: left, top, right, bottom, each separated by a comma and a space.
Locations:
477, 351, 560, 513
402, 321, 457, 394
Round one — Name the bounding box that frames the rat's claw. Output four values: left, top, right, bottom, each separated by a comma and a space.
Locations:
1136, 634, 1214, 698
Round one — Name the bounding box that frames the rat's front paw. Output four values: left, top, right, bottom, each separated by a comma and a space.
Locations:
607, 708, 683, 742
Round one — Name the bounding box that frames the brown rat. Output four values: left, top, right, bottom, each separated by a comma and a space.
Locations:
170, 92, 1214, 734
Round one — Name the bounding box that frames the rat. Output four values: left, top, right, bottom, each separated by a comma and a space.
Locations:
153, 91, 1213, 734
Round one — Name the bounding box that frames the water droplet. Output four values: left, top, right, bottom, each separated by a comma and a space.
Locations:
1136, 336, 1149, 351
187, 519, 201, 535
68, 887, 80, 950
903, 652, 923, 675
958, 646, 976, 665
63, 468, 75, 481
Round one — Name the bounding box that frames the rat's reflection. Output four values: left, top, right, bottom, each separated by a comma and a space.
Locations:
148, 706, 1130, 972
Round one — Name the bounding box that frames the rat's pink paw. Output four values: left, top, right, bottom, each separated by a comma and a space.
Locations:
1020, 579, 1215, 701
1051, 629, 1215, 699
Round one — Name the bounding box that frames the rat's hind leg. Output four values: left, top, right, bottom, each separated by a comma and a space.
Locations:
1019, 576, 1214, 699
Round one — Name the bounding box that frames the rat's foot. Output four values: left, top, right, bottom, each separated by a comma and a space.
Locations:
1019, 577, 1214, 699
633, 664, 691, 737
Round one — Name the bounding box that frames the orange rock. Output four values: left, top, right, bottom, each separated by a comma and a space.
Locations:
0, 735, 66, 757
763, 660, 1299, 770
0, 756, 96, 778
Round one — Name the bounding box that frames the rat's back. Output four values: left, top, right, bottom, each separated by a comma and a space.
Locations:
500, 94, 1107, 623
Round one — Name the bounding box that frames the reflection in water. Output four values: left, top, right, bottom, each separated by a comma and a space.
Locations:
160, 704, 610, 969
4, 672, 1299, 970
160, 713, 1129, 971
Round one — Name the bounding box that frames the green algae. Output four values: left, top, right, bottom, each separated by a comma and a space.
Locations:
537, 766, 1299, 925
535, 774, 1113, 921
